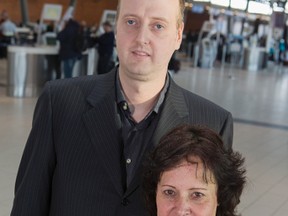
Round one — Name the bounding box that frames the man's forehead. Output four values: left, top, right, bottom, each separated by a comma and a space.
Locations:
118, 0, 179, 13
118, 0, 179, 20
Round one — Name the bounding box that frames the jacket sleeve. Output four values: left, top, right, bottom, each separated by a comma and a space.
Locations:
11, 82, 56, 216
219, 112, 233, 150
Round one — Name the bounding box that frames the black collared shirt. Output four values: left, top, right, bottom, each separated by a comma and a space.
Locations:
116, 71, 169, 187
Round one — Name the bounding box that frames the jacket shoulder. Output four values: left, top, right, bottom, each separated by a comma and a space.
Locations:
170, 81, 231, 123
47, 71, 115, 96
181, 86, 230, 114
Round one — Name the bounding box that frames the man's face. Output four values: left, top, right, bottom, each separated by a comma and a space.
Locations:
116, 0, 183, 81
103, 25, 111, 33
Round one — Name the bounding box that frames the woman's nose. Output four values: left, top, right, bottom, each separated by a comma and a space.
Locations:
177, 197, 192, 216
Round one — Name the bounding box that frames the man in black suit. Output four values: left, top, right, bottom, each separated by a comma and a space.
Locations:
11, 0, 233, 215
94, 21, 115, 74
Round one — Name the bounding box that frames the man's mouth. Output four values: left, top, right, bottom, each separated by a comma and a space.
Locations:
132, 50, 150, 57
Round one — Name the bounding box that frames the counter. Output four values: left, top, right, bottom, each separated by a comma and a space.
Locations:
7, 46, 96, 97
7, 45, 59, 97
243, 47, 267, 71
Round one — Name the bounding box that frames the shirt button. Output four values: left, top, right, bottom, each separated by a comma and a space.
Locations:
121, 198, 129, 206
123, 103, 128, 110
126, 158, 132, 164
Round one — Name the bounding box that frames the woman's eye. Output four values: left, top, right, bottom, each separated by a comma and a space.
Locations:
192, 192, 204, 199
164, 189, 175, 196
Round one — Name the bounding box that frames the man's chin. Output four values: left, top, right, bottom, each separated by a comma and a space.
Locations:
126, 62, 151, 74
124, 66, 152, 81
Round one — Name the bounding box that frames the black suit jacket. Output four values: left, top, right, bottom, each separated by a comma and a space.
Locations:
11, 68, 233, 216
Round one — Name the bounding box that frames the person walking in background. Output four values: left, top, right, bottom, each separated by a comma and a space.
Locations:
94, 21, 115, 74
57, 18, 82, 78
0, 10, 17, 39
0, 10, 17, 58
143, 124, 246, 216
10, 0, 233, 215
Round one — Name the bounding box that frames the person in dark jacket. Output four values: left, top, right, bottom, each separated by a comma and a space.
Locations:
57, 18, 82, 78
10, 0, 233, 215
94, 21, 115, 74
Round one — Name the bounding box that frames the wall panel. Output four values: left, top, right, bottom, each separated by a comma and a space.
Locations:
0, 0, 118, 26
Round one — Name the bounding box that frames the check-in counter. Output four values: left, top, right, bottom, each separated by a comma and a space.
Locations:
7, 45, 59, 97
243, 47, 268, 71
7, 46, 97, 97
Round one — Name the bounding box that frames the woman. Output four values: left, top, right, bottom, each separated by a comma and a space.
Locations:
143, 124, 246, 216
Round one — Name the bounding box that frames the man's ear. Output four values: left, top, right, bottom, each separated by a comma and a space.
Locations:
114, 23, 117, 36
175, 21, 184, 50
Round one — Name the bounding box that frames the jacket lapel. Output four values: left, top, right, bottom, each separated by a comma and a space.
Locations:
82, 70, 124, 196
152, 79, 189, 146
82, 71, 190, 197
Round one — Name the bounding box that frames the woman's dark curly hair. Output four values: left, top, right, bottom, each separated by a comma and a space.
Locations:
142, 124, 246, 216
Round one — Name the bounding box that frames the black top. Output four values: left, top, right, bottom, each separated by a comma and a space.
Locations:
57, 19, 82, 60
95, 31, 115, 56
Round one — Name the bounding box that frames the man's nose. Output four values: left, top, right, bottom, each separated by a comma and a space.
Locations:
135, 25, 150, 45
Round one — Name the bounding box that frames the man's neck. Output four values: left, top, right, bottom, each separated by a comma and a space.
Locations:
119, 71, 166, 122
126, 94, 160, 123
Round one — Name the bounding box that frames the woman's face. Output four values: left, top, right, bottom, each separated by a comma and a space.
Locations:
156, 160, 218, 216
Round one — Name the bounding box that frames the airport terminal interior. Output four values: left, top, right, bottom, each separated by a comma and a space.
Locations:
1, 55, 288, 216
1, 0, 288, 215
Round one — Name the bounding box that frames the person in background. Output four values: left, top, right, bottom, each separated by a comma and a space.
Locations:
78, 20, 91, 52
93, 21, 115, 74
143, 124, 246, 216
168, 52, 181, 74
57, 18, 82, 78
279, 38, 286, 64
0, 10, 17, 39
46, 21, 55, 33
89, 22, 99, 37
10, 0, 233, 215
0, 10, 17, 58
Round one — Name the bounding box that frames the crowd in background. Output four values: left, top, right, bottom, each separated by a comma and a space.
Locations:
0, 9, 116, 78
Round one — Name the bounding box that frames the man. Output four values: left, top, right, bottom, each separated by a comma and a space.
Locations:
57, 18, 83, 78
94, 21, 115, 74
11, 0, 233, 215
0, 10, 17, 58
0, 10, 17, 38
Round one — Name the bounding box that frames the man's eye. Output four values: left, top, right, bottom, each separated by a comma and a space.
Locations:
127, 20, 136, 25
155, 24, 164, 30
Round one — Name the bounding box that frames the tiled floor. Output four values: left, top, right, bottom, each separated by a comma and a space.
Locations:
0, 57, 288, 216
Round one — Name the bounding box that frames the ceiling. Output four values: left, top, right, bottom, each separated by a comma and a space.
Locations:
189, 0, 287, 7
188, 0, 288, 11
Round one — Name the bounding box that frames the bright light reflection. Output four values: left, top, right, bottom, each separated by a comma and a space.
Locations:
285, 3, 288, 13
274, 6, 284, 12
230, 0, 248, 10
211, 0, 229, 7
248, 1, 272, 15
193, 0, 210, 2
